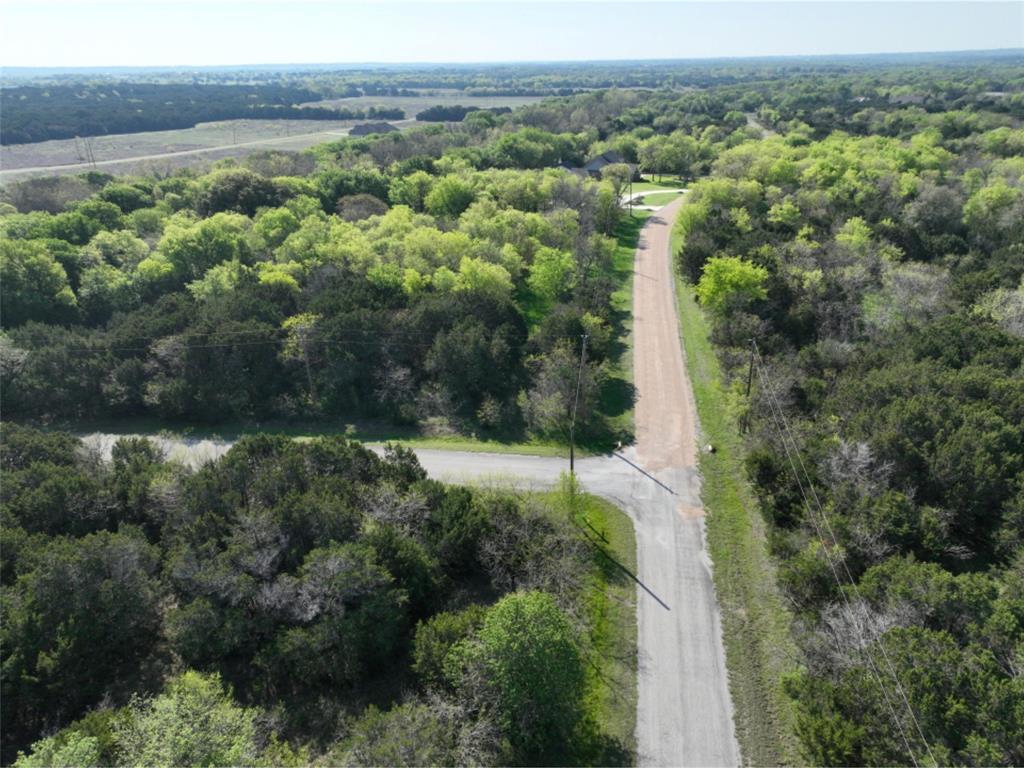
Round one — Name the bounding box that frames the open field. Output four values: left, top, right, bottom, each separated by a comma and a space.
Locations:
670, 231, 801, 764
0, 118, 413, 181
303, 89, 549, 116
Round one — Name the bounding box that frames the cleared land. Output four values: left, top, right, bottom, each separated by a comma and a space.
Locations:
0, 118, 414, 181
302, 89, 549, 115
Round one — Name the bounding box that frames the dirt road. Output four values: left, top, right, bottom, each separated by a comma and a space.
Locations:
634, 197, 697, 471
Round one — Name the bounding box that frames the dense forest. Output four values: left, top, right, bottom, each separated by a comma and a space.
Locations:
675, 76, 1024, 764
2, 425, 630, 765
0, 84, 404, 145
2, 55, 1024, 766
0, 128, 644, 446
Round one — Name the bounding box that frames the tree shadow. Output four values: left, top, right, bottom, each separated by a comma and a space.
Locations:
599, 376, 637, 419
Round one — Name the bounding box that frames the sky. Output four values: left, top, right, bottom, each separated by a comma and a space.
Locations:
1, 0, 1021, 68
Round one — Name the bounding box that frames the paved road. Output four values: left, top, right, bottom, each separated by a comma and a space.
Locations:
77, 194, 739, 766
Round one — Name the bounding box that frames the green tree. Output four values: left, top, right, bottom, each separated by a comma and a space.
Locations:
413, 605, 487, 688
425, 175, 476, 218
115, 672, 258, 767
2, 531, 162, 753
450, 590, 586, 761
600, 163, 633, 201
0, 239, 78, 326
157, 212, 253, 281
695, 255, 769, 315
455, 257, 514, 303
528, 246, 575, 303
195, 168, 280, 217
14, 731, 102, 768
389, 170, 435, 212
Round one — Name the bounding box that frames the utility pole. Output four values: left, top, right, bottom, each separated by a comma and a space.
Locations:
742, 339, 756, 433
745, 339, 756, 399
299, 325, 317, 405
569, 333, 589, 475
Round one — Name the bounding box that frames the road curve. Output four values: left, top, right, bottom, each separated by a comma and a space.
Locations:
75, 198, 738, 767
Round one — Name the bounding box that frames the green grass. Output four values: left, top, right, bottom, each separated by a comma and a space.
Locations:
542, 487, 638, 760
593, 210, 652, 449
669, 241, 801, 763
630, 177, 687, 194
634, 191, 683, 207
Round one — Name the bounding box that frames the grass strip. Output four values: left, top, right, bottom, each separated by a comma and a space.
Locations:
595, 210, 652, 447
542, 488, 639, 761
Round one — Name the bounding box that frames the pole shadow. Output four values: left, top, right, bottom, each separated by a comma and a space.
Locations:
612, 451, 677, 496
576, 521, 671, 611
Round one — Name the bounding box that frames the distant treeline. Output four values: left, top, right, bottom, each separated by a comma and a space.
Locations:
0, 84, 403, 144
416, 105, 513, 122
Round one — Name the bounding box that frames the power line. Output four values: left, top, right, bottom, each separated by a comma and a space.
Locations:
750, 340, 936, 767
13, 326, 453, 356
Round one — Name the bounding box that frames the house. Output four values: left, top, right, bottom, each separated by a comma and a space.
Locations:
555, 151, 640, 181
555, 161, 588, 178
581, 151, 640, 180
348, 122, 399, 136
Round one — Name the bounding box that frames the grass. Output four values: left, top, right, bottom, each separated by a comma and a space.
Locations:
541, 486, 638, 760
630, 177, 687, 194
634, 190, 683, 207
593, 210, 652, 449
669, 222, 801, 764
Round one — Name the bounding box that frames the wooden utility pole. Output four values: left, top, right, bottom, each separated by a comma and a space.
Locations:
743, 339, 756, 433
299, 325, 317, 405
745, 339, 756, 399
569, 333, 589, 475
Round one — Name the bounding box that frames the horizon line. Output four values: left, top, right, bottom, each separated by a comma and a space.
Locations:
3, 47, 1022, 73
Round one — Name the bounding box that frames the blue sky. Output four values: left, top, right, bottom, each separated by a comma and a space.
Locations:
1, 1, 1021, 67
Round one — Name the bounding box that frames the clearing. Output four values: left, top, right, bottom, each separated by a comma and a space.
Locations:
302, 89, 548, 116
0, 118, 415, 181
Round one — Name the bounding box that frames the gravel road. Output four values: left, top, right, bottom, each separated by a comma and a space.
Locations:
76, 194, 739, 766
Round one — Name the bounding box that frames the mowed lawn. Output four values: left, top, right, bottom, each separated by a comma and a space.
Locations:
634, 190, 684, 207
